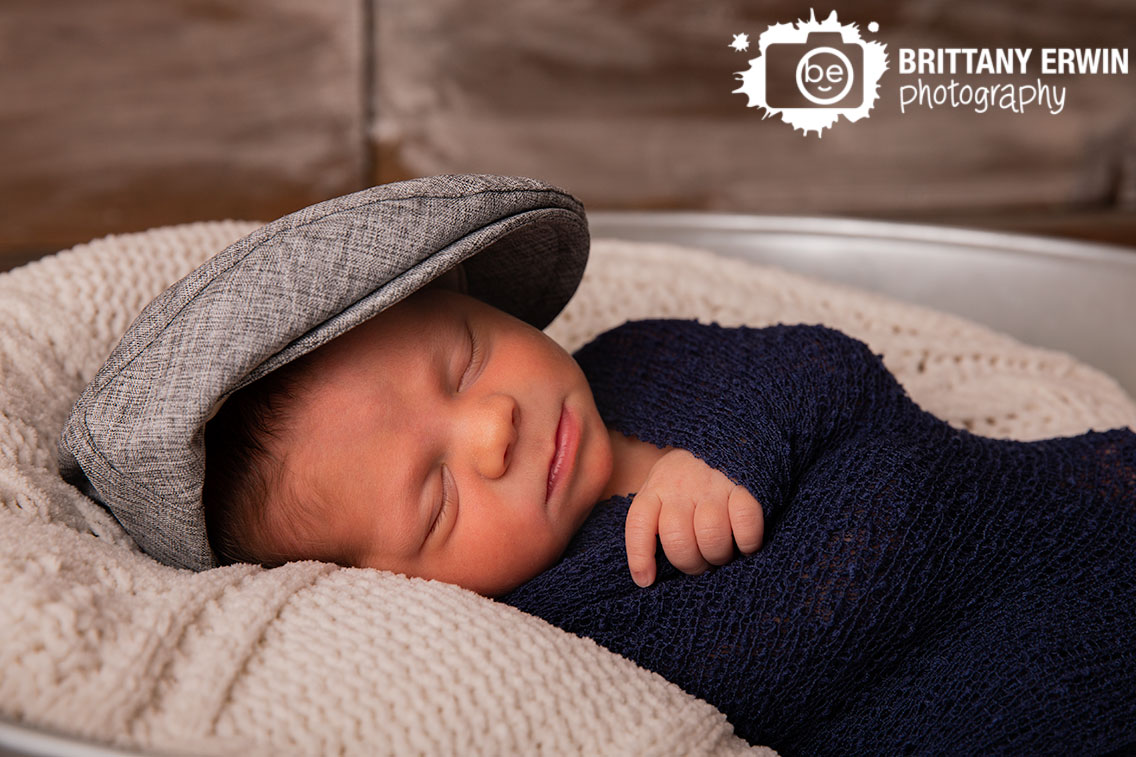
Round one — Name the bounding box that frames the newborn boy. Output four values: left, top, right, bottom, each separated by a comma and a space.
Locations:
205, 284, 1136, 754
59, 175, 1135, 754
203, 285, 764, 597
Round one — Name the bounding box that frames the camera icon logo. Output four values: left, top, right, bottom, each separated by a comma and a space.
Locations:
770, 33, 862, 108
734, 10, 888, 136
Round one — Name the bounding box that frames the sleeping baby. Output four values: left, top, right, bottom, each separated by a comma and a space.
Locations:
203, 284, 1136, 756
56, 174, 1133, 756
202, 285, 763, 597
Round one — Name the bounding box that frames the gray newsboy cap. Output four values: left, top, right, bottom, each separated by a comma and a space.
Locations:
58, 174, 590, 571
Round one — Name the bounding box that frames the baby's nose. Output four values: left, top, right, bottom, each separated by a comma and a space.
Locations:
468, 394, 517, 479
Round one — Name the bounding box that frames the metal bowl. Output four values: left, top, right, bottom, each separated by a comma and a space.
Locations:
591, 212, 1136, 398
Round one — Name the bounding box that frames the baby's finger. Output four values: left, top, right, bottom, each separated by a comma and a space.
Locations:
728, 484, 764, 554
626, 490, 664, 587
658, 498, 711, 576
692, 494, 734, 566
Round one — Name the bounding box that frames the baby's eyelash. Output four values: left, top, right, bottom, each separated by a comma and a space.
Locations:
461, 323, 482, 389
429, 464, 455, 536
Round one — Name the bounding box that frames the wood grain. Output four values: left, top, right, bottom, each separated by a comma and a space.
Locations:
0, 0, 366, 260
2, 0, 1135, 270
371, 0, 1136, 224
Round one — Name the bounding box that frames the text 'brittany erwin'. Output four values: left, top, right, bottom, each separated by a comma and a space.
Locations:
898, 48, 1129, 76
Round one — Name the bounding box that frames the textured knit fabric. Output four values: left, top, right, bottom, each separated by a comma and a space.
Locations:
5, 221, 1136, 756
56, 174, 589, 571
501, 319, 1136, 756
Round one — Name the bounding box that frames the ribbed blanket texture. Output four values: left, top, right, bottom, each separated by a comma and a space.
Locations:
503, 319, 1136, 756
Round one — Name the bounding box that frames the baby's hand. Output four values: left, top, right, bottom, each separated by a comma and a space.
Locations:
625, 449, 764, 587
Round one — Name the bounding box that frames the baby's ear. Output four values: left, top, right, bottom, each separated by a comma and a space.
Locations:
425, 264, 468, 295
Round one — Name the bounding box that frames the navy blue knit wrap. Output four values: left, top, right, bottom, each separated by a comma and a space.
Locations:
500, 320, 1136, 755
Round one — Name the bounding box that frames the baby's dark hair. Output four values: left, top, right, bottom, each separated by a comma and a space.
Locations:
202, 353, 319, 567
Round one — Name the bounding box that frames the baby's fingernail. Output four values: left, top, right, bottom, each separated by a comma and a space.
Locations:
632, 570, 652, 588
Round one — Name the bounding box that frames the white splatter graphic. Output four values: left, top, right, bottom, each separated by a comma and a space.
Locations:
733, 10, 888, 137
729, 33, 751, 52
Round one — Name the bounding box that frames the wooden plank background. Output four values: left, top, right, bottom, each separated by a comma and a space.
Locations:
0, 0, 366, 268
1, 0, 1134, 271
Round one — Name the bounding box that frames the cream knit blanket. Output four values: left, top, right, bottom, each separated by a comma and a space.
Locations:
2, 222, 1133, 756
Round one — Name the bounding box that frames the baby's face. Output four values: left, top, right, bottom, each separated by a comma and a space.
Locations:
269, 287, 615, 596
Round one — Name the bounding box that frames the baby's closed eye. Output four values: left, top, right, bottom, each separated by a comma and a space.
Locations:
458, 321, 485, 391
428, 463, 458, 540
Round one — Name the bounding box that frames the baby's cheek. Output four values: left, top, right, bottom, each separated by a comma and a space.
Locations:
462, 495, 570, 592
513, 524, 567, 582
466, 540, 558, 597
